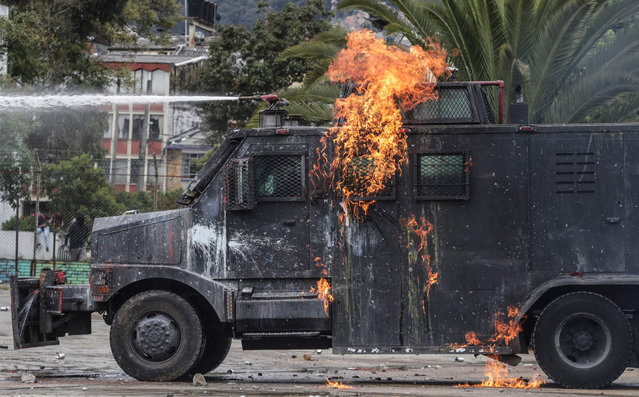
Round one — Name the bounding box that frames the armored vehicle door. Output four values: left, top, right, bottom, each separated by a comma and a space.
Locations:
224, 142, 311, 277
531, 132, 625, 273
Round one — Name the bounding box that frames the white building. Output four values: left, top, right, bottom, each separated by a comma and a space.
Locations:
100, 48, 212, 193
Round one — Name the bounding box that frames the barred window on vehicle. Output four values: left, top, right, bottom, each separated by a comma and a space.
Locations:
342, 156, 394, 199
416, 153, 469, 200
254, 154, 305, 200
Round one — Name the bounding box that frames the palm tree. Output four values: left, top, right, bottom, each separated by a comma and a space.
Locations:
282, 0, 639, 123
337, 0, 639, 123
275, 27, 348, 125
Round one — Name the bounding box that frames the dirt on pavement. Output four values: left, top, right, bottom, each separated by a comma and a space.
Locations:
2, 286, 639, 396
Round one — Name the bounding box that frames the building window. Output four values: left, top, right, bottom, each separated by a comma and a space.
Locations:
113, 159, 128, 185
149, 116, 163, 140
415, 153, 469, 200
254, 154, 304, 200
104, 116, 113, 138
182, 153, 204, 179
131, 115, 145, 140
117, 115, 129, 139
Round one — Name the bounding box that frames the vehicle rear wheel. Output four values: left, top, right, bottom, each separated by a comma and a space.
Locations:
532, 292, 632, 388
109, 290, 203, 381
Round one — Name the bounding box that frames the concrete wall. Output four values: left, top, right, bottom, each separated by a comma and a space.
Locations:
0, 201, 13, 225
0, 230, 68, 261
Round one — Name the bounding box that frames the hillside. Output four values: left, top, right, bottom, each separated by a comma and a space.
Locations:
215, 0, 333, 29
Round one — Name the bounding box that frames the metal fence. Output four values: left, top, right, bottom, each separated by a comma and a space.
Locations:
0, 152, 183, 283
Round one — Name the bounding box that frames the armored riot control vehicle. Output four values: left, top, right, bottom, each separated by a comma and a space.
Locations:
11, 81, 639, 388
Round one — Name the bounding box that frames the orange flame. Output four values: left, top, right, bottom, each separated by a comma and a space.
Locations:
322, 30, 447, 211
326, 378, 353, 389
475, 360, 544, 389
400, 215, 437, 302
311, 278, 334, 315
488, 306, 523, 345
451, 306, 543, 388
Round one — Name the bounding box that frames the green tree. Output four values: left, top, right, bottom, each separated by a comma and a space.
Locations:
0, 0, 180, 88
114, 190, 182, 213
335, 0, 639, 123
275, 26, 349, 125
0, 115, 33, 209
186, 0, 332, 141
25, 110, 108, 162
41, 155, 125, 227
214, 0, 333, 29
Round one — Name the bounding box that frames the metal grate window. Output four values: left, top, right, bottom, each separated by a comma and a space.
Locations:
224, 158, 254, 210
342, 157, 394, 199
130, 159, 143, 183
254, 155, 304, 200
407, 87, 474, 122
416, 153, 469, 200
98, 159, 111, 181
555, 152, 596, 194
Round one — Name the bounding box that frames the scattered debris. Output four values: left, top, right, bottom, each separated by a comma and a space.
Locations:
193, 373, 207, 387
303, 354, 313, 361
20, 373, 36, 384
56, 352, 66, 359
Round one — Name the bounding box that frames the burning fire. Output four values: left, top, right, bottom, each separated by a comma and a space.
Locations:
323, 30, 447, 212
400, 216, 437, 308
326, 378, 353, 389
450, 306, 544, 388
474, 360, 545, 389
311, 278, 334, 315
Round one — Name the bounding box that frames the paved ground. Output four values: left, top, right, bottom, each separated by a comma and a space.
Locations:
2, 286, 639, 396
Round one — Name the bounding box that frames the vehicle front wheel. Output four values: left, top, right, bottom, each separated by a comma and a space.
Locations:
109, 290, 203, 381
532, 292, 632, 388
189, 329, 232, 376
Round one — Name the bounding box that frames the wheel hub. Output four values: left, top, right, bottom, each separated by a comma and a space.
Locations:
555, 313, 611, 369
132, 313, 180, 362
572, 330, 593, 351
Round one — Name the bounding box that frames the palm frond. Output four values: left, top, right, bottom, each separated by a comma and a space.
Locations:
278, 41, 342, 62
527, 0, 593, 120
546, 73, 639, 123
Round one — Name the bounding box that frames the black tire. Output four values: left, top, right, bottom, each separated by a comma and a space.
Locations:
188, 330, 232, 376
532, 292, 632, 388
109, 290, 203, 381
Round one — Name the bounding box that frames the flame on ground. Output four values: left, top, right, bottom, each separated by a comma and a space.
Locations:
326, 378, 353, 389
322, 29, 447, 213
475, 360, 544, 389
450, 306, 544, 388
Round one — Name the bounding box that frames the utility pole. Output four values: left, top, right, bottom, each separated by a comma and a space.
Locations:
153, 153, 159, 211
0, 4, 8, 76
31, 150, 41, 276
